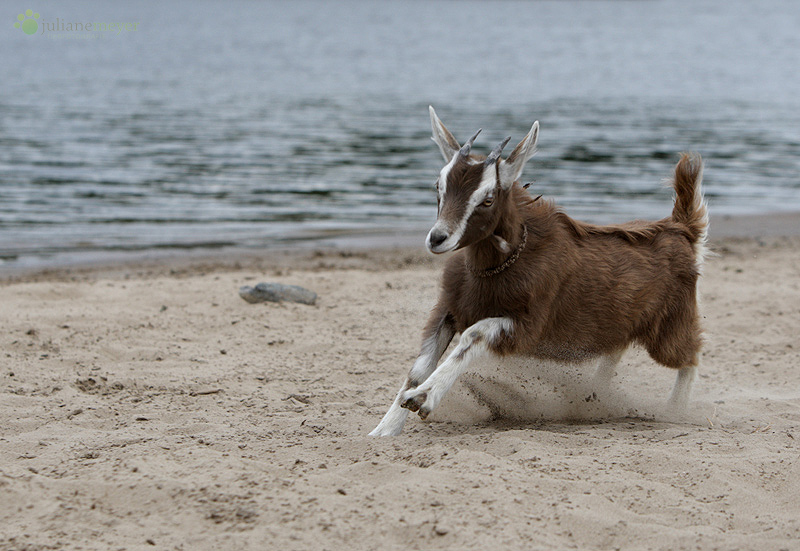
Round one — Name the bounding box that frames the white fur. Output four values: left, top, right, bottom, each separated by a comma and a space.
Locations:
370, 321, 455, 437
436, 154, 458, 202
493, 234, 511, 253
681, 162, 708, 347
408, 334, 439, 382
401, 317, 513, 418
592, 349, 625, 390
408, 325, 454, 382
668, 365, 697, 409
427, 164, 498, 253
690, 162, 709, 274
368, 385, 411, 437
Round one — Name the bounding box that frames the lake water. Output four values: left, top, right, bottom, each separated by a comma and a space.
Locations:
2, 0, 799, 268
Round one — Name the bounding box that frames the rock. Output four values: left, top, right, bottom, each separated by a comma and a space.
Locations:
239, 282, 317, 305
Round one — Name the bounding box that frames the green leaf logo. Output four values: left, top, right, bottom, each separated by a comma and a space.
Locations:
13, 8, 39, 35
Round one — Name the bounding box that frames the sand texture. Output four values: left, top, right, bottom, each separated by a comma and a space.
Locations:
1, 236, 799, 550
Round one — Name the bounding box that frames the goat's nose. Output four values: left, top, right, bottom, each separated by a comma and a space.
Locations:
429, 229, 448, 247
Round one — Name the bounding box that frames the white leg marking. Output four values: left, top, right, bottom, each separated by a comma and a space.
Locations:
408, 327, 453, 384
369, 320, 455, 437
668, 365, 697, 409
592, 349, 625, 391
401, 317, 512, 419
368, 383, 411, 437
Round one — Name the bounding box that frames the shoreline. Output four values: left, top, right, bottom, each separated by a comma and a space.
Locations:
2, 210, 800, 282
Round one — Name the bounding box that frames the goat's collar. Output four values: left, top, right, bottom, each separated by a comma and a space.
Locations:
466, 225, 528, 278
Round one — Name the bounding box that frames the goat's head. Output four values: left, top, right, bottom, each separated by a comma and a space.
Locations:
426, 106, 539, 254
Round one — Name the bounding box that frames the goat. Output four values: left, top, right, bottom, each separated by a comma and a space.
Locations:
369, 106, 707, 437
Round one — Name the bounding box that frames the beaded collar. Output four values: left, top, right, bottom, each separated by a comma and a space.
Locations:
466, 225, 528, 278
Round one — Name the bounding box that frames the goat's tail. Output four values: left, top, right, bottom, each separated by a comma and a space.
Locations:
671, 152, 708, 267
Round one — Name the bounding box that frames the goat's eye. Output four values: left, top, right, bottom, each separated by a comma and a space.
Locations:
482, 195, 494, 207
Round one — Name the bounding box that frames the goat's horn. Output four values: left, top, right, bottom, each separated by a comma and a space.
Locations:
485, 136, 511, 166
459, 129, 482, 157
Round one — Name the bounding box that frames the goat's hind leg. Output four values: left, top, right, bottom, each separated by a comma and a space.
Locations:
646, 313, 701, 411
369, 308, 455, 437
641, 296, 702, 411
401, 317, 513, 420
668, 364, 697, 410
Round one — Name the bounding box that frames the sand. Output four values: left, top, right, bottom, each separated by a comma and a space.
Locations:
1, 231, 799, 550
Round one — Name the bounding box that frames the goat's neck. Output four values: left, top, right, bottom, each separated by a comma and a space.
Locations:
466, 205, 524, 271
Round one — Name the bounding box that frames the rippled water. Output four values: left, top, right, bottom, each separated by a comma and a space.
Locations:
1, 0, 799, 267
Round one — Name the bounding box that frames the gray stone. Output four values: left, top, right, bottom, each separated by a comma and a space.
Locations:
239, 282, 317, 305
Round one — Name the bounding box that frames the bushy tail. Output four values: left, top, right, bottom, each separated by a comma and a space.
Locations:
671, 152, 708, 267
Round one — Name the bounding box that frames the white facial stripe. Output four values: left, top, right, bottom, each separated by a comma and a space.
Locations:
428, 164, 496, 252
437, 154, 458, 200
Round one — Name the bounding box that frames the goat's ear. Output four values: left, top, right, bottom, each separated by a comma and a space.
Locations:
429, 106, 460, 162
499, 121, 539, 189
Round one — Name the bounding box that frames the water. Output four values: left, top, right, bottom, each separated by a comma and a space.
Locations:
1, 0, 799, 268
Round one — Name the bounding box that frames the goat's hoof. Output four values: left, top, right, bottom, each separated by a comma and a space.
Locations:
418, 407, 431, 420
401, 392, 427, 413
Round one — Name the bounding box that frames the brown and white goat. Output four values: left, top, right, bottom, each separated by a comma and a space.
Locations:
369, 106, 707, 437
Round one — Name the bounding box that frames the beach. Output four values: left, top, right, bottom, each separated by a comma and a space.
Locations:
1, 218, 799, 550
4, 0, 800, 548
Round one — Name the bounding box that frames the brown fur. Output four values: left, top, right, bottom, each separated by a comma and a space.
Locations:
424, 153, 706, 370
438, 158, 486, 223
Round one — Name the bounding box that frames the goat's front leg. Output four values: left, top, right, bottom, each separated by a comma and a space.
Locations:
401, 317, 513, 421
368, 306, 455, 437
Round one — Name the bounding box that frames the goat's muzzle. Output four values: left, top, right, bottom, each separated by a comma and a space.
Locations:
426, 226, 452, 254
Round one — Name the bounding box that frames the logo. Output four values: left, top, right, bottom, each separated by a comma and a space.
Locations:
13, 8, 39, 35
12, 8, 140, 38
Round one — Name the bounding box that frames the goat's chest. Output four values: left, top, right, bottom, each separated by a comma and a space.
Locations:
451, 275, 529, 332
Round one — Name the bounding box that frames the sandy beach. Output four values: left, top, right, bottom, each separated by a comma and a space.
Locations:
1, 220, 799, 550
